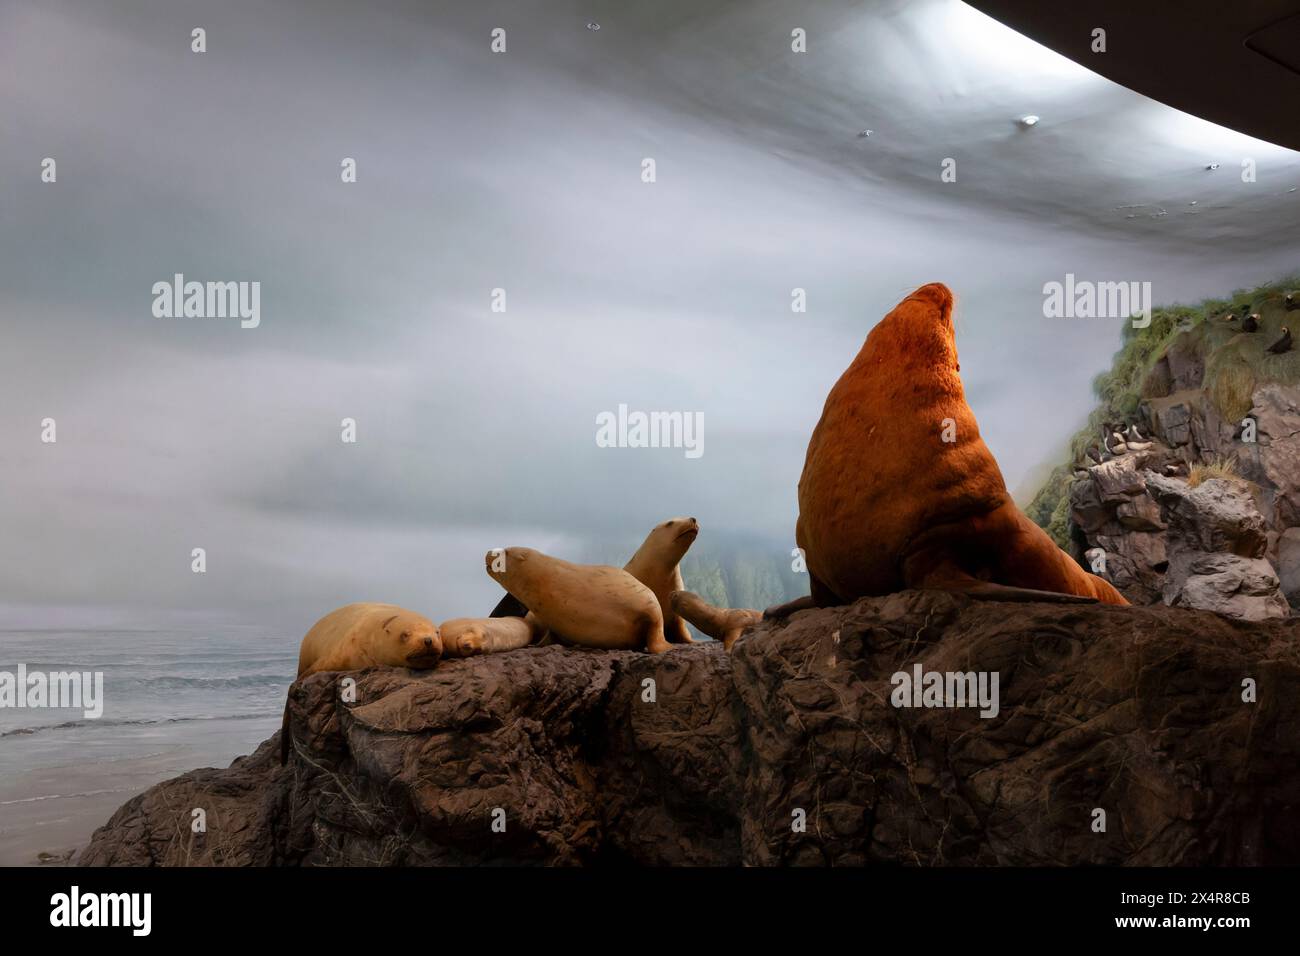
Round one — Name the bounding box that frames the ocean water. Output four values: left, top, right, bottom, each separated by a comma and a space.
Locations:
0, 628, 297, 866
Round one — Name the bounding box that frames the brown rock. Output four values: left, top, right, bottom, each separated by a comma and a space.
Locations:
80, 593, 1300, 866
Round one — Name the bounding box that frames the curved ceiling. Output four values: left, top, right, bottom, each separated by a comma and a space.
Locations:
968, 0, 1300, 152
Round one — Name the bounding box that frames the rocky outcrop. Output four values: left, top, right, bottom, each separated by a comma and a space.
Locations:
1066, 377, 1300, 614
1145, 474, 1291, 620
81, 592, 1300, 866
1146, 383, 1300, 534
1069, 451, 1173, 604
1071, 459, 1288, 619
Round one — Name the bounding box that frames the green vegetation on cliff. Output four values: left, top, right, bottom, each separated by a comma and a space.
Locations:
1027, 274, 1300, 549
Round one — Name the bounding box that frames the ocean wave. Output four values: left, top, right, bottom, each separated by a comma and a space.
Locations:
0, 712, 281, 738
134, 674, 291, 690
0, 787, 138, 807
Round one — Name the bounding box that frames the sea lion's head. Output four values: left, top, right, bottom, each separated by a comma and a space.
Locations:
638, 516, 700, 566
485, 546, 533, 589
872, 282, 960, 374
440, 617, 489, 657
379, 609, 442, 669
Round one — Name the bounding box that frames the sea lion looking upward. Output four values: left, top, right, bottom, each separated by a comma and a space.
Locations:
485, 547, 671, 652
775, 282, 1127, 613
282, 603, 442, 764
624, 517, 699, 644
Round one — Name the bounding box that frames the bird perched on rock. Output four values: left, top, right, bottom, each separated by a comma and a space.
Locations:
1086, 444, 1102, 465
1266, 326, 1293, 354
1124, 423, 1146, 443
1242, 313, 1259, 333
1285, 292, 1298, 311
1106, 432, 1129, 457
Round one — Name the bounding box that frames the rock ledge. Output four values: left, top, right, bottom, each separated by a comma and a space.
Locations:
81, 592, 1300, 866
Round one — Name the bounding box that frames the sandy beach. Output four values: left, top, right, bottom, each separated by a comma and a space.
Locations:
0, 628, 293, 866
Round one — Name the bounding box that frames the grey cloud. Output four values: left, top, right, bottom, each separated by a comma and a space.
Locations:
2, 0, 1297, 628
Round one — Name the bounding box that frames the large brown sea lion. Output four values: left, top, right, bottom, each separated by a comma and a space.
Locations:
281, 603, 442, 764
624, 516, 699, 643
774, 282, 1127, 614
485, 547, 671, 653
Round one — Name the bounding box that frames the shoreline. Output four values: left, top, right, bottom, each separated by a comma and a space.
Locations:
0, 713, 280, 867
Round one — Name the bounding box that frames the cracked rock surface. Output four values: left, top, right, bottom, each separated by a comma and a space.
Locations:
81, 591, 1300, 866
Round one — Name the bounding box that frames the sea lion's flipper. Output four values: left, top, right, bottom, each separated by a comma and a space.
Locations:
490, 592, 528, 618
909, 559, 1099, 603
932, 581, 1098, 604
721, 627, 745, 652
764, 573, 836, 618
526, 612, 555, 646
763, 595, 816, 619
279, 700, 291, 766
668, 614, 694, 643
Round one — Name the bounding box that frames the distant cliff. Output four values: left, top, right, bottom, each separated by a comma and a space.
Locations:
1028, 276, 1300, 614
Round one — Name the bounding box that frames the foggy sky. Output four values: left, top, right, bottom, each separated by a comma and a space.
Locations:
3, 0, 1299, 630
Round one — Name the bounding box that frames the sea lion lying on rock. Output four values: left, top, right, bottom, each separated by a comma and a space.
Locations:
489, 517, 702, 642
485, 546, 671, 653
439, 615, 540, 658
281, 602, 442, 764
771, 282, 1128, 616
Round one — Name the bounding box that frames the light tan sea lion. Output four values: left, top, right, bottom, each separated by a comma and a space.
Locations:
485, 547, 670, 653
670, 591, 761, 652
439, 615, 540, 658
281, 603, 442, 764
772, 282, 1128, 616
294, 603, 442, 675
624, 517, 699, 644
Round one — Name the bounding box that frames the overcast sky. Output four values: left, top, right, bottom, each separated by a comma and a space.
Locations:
3, 0, 1299, 630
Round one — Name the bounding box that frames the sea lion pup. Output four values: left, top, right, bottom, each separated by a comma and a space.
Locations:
439, 615, 540, 658
624, 517, 700, 644
769, 282, 1128, 617
281, 603, 442, 764
485, 547, 671, 652
670, 590, 761, 652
